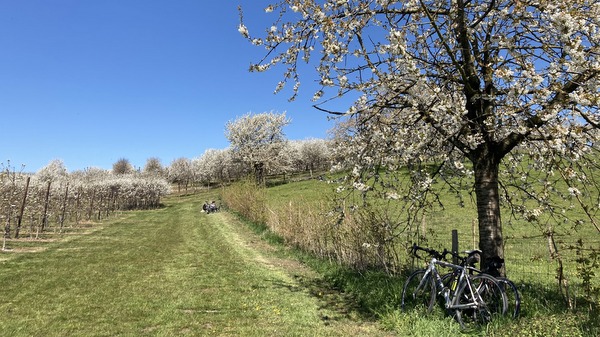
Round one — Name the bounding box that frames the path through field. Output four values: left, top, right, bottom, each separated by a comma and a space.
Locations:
0, 194, 393, 336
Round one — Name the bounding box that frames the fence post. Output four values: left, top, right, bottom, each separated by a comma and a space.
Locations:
472, 219, 477, 249
41, 181, 51, 232
452, 229, 459, 265
421, 214, 426, 240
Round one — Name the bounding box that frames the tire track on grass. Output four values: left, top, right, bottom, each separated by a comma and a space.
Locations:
192, 206, 394, 337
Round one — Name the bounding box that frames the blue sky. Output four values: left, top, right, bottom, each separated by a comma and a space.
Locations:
0, 1, 340, 172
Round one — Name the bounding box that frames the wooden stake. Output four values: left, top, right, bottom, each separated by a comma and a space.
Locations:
15, 176, 30, 239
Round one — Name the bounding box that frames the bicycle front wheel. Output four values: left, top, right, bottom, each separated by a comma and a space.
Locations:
401, 269, 436, 314
453, 274, 507, 329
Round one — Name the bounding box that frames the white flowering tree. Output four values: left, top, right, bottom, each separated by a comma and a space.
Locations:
225, 111, 291, 185
297, 138, 331, 175
36, 159, 68, 183
142, 157, 165, 178
239, 1, 600, 268
194, 148, 239, 186
168, 157, 194, 192
1, 162, 170, 243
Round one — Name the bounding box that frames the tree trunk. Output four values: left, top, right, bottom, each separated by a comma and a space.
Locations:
254, 162, 265, 186
471, 150, 504, 273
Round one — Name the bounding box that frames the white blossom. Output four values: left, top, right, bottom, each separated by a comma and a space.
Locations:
238, 24, 249, 38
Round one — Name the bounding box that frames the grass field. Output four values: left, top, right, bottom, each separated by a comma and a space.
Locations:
1, 181, 598, 336
260, 176, 599, 336
0, 192, 390, 337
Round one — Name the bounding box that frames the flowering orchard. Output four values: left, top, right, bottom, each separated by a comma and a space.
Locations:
1, 160, 169, 244
239, 1, 600, 277
190, 134, 333, 186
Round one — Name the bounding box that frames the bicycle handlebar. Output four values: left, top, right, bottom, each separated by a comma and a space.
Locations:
410, 244, 482, 266
410, 243, 449, 260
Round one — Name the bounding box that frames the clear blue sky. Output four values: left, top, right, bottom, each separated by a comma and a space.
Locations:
0, 0, 339, 172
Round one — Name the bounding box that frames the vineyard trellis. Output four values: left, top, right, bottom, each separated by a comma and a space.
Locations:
1, 163, 170, 247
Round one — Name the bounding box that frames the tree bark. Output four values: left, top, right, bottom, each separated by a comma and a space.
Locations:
471, 148, 504, 272
254, 162, 265, 186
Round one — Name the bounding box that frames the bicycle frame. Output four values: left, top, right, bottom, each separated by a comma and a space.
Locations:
403, 244, 509, 328
415, 257, 483, 311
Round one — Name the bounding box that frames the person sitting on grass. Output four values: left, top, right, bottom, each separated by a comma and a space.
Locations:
208, 201, 218, 213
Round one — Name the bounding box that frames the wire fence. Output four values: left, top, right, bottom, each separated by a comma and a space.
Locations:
421, 229, 600, 290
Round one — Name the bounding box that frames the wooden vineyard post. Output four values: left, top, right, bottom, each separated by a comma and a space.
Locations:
75, 187, 82, 224
59, 183, 69, 233
41, 181, 51, 232
14, 176, 30, 239
2, 211, 11, 251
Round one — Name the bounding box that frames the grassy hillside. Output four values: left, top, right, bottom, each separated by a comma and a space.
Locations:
264, 175, 598, 284
0, 192, 389, 336
1, 183, 597, 336
256, 175, 600, 336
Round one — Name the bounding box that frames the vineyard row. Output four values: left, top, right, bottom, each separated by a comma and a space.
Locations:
1, 169, 170, 241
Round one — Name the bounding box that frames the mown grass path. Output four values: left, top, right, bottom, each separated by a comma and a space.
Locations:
0, 194, 391, 336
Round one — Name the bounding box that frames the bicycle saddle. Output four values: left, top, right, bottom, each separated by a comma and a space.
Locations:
463, 249, 482, 256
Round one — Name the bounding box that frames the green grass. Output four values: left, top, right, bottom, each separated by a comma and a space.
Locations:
0, 193, 389, 336
259, 175, 600, 336
1, 177, 598, 336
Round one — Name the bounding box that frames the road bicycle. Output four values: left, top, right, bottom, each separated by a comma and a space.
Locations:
437, 249, 521, 319
401, 244, 507, 329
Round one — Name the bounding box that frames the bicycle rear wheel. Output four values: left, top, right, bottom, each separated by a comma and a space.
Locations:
453, 274, 507, 330
497, 277, 521, 318
401, 269, 436, 314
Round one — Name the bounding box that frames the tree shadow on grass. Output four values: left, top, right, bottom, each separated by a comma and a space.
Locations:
277, 265, 599, 336
284, 268, 404, 323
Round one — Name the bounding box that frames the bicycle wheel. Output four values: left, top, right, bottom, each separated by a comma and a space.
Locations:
452, 274, 507, 330
497, 277, 521, 318
401, 269, 436, 314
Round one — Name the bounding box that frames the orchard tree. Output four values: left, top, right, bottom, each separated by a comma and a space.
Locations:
142, 157, 165, 177
194, 148, 238, 185
284, 139, 331, 176
239, 1, 600, 267
112, 158, 134, 175
298, 138, 331, 175
225, 111, 291, 185
36, 159, 68, 184
168, 157, 193, 192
